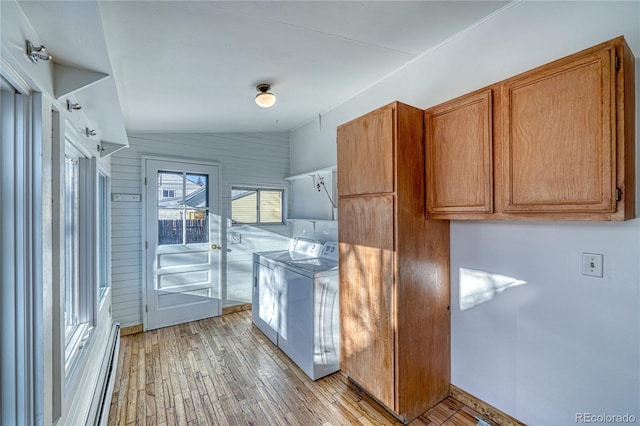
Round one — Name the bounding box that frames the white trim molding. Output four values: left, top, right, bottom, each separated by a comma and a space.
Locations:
0, 84, 44, 425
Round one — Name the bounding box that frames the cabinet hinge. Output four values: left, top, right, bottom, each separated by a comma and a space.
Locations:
145, 241, 149, 249
145, 305, 148, 313
144, 177, 148, 186
615, 188, 622, 202
615, 56, 620, 72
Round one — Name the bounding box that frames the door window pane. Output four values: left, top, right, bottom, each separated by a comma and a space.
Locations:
158, 170, 210, 245
186, 209, 208, 244
157, 171, 184, 207
158, 208, 184, 245
185, 173, 208, 208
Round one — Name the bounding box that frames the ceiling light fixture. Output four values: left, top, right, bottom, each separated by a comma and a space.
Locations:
255, 84, 276, 108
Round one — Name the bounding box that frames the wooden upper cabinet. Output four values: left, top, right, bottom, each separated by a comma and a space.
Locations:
425, 90, 493, 216
337, 105, 394, 196
502, 45, 616, 214
423, 36, 635, 221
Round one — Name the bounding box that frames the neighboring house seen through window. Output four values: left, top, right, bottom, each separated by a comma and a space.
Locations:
231, 187, 284, 225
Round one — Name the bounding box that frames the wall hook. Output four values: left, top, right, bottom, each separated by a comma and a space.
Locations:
85, 127, 96, 137
26, 40, 52, 63
66, 100, 82, 111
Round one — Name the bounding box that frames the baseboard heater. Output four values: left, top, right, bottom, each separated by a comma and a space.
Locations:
87, 323, 121, 426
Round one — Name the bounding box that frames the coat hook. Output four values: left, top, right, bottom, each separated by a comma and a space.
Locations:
85, 127, 97, 137
67, 100, 82, 111
26, 40, 52, 63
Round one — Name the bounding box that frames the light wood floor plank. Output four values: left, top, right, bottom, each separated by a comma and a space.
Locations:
108, 311, 495, 425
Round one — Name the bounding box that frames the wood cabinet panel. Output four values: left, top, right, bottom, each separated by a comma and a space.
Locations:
338, 102, 450, 422
395, 213, 450, 417
424, 36, 634, 221
619, 37, 636, 220
425, 90, 493, 215
338, 195, 395, 409
337, 105, 394, 196
503, 46, 615, 213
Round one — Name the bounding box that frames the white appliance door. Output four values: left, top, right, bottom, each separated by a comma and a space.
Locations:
278, 268, 314, 378
313, 275, 340, 378
252, 260, 281, 344
144, 158, 221, 330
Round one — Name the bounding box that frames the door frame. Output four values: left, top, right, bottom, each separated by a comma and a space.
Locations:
141, 155, 223, 331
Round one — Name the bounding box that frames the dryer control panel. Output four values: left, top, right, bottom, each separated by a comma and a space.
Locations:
320, 241, 338, 262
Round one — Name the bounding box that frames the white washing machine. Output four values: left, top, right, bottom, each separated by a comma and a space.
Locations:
252, 241, 339, 380
252, 238, 323, 345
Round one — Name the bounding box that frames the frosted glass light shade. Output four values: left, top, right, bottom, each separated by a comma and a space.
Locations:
255, 92, 276, 108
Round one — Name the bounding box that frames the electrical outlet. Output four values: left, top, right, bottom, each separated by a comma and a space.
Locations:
582, 253, 603, 278
230, 232, 241, 244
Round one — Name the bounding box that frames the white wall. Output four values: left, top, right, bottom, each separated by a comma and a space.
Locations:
110, 132, 292, 326
289, 170, 337, 220
290, 1, 640, 424
1, 1, 119, 424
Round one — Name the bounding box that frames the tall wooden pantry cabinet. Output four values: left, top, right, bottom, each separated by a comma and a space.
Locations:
337, 102, 451, 422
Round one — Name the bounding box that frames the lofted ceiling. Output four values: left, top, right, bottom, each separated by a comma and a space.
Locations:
20, 1, 511, 133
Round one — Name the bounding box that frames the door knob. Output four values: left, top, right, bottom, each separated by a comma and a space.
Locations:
211, 243, 221, 250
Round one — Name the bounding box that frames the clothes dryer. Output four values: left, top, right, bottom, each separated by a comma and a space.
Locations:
252, 241, 339, 380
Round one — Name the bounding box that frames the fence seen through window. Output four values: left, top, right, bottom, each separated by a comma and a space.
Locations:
157, 170, 209, 245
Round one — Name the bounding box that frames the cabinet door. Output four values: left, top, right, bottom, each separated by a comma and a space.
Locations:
425, 90, 493, 215
337, 105, 394, 196
502, 46, 616, 213
338, 195, 394, 409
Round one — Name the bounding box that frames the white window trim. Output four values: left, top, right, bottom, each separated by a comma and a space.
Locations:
0, 82, 42, 426
61, 135, 101, 391
97, 170, 111, 304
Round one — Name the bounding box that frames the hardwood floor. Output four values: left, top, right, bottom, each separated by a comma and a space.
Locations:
108, 311, 491, 425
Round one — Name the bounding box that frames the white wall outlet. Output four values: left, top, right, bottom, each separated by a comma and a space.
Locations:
582, 253, 603, 278
230, 232, 241, 244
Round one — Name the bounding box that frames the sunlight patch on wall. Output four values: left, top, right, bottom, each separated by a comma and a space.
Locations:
459, 268, 527, 311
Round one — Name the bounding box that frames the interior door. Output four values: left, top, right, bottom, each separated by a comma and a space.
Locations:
144, 158, 221, 330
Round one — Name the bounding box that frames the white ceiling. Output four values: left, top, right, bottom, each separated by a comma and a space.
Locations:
22, 1, 511, 133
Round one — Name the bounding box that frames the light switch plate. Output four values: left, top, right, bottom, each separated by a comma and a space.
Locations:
230, 232, 241, 244
582, 253, 603, 278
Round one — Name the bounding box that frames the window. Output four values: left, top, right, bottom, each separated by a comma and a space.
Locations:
97, 173, 110, 301
64, 156, 80, 341
162, 189, 175, 198
63, 144, 99, 378
231, 187, 284, 225
63, 152, 89, 371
